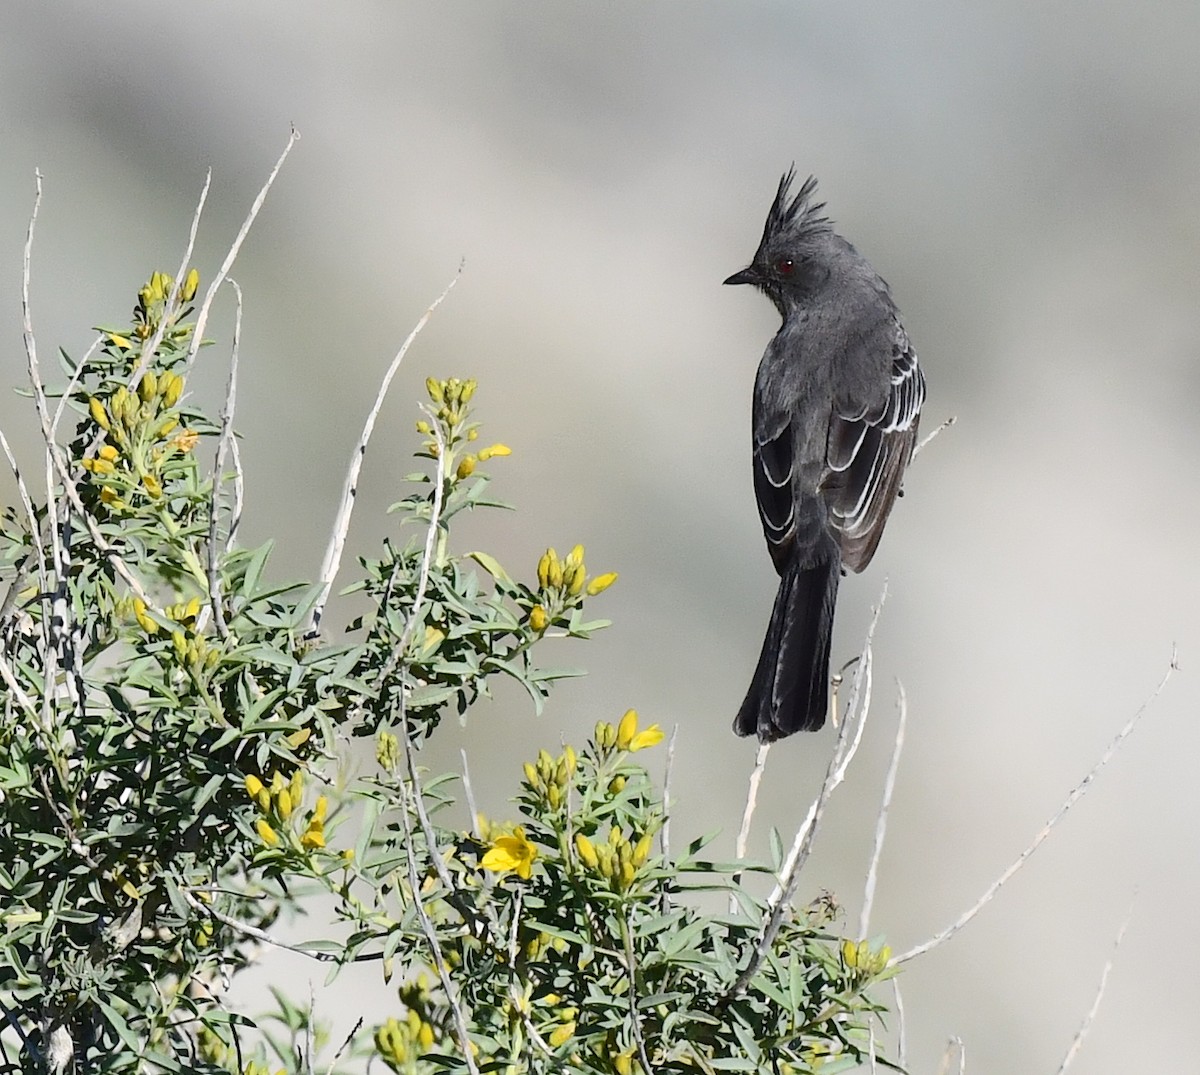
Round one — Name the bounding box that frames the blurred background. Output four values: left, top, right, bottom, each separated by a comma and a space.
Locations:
2, 2, 1198, 1069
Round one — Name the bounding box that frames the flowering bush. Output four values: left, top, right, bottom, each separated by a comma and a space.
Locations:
0, 260, 893, 1075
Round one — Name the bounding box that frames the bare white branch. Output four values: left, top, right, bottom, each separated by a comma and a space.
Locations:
660, 722, 679, 863
127, 169, 213, 390
730, 585, 886, 995
892, 650, 1176, 966
730, 741, 770, 913
307, 268, 462, 636
858, 679, 908, 940
1055, 895, 1136, 1074
186, 131, 298, 375
912, 414, 956, 460
206, 278, 244, 639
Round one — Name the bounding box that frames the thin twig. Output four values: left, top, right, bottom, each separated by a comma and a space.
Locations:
396, 777, 480, 1075
304, 984, 315, 1075
892, 650, 1176, 965
307, 267, 462, 637
660, 722, 679, 862
858, 680, 908, 940
935, 1037, 965, 1075
735, 742, 770, 861
49, 333, 104, 442
620, 917, 656, 1075
730, 742, 770, 912
460, 749, 480, 837
891, 977, 907, 1070
324, 1017, 363, 1075
731, 587, 886, 996
206, 278, 244, 639
127, 169, 213, 390
912, 414, 956, 460
1055, 895, 1136, 1074
768, 584, 887, 906
0, 425, 48, 612
180, 890, 380, 963
185, 131, 298, 376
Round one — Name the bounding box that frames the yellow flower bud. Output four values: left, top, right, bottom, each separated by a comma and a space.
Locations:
523, 761, 540, 788
142, 474, 162, 498
99, 487, 122, 508
98, 444, 119, 463
632, 833, 653, 866
181, 267, 200, 302
418, 1021, 434, 1049
255, 819, 279, 846
566, 544, 585, 567
566, 563, 585, 596
245, 774, 264, 799
548, 1022, 575, 1048
415, 419, 432, 435
536, 549, 554, 589
608, 775, 626, 795
89, 397, 110, 430
548, 556, 564, 589
619, 862, 635, 892
616, 708, 639, 750
574, 833, 599, 869
172, 630, 188, 662
456, 454, 476, 480
586, 572, 618, 596
547, 784, 561, 809
460, 379, 477, 403
139, 372, 158, 402
563, 745, 577, 772
162, 373, 184, 408
529, 605, 548, 633
425, 377, 444, 404
276, 788, 293, 820
630, 724, 665, 751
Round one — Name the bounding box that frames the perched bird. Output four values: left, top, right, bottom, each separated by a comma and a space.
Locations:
725, 169, 925, 741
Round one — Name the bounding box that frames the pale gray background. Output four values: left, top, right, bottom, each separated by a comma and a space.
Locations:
3, 3, 1198, 1071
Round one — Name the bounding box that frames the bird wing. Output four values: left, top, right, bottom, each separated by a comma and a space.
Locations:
824, 321, 925, 572
751, 405, 797, 575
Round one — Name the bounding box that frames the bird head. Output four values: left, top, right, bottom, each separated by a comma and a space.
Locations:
724, 168, 838, 317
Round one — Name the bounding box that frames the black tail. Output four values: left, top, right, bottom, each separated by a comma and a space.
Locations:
734, 555, 840, 741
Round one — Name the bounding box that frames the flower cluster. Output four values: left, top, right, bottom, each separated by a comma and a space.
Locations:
244, 770, 328, 852
84, 366, 195, 511
528, 544, 617, 634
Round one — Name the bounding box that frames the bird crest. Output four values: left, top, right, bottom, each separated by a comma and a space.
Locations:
763, 167, 830, 244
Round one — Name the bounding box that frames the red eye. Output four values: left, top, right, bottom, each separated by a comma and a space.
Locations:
775, 258, 795, 276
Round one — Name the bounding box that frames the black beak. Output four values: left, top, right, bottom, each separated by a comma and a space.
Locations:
723, 266, 759, 286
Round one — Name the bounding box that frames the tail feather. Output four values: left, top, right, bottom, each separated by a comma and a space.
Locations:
734, 556, 840, 741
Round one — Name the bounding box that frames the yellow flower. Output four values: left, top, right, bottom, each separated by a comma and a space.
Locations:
89, 397, 110, 430
142, 474, 163, 498
574, 833, 599, 869
529, 605, 548, 632
182, 267, 200, 302
255, 819, 279, 847
478, 443, 511, 460
586, 571, 618, 596
169, 429, 200, 453
629, 724, 665, 752
480, 828, 536, 880
456, 455, 476, 480
548, 1021, 575, 1047
616, 708, 639, 750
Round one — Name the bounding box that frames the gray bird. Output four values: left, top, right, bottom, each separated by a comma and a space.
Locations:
725, 169, 925, 741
